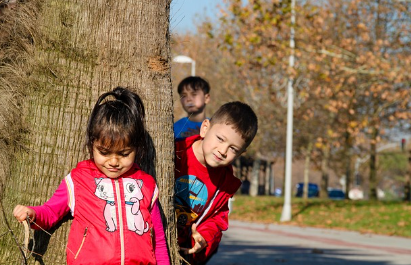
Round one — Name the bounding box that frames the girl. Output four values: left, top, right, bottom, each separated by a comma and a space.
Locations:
13, 87, 170, 265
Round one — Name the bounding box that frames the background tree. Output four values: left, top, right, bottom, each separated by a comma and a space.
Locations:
0, 1, 178, 264
204, 0, 411, 200
303, 0, 411, 199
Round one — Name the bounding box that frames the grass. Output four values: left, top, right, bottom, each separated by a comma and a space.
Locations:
230, 195, 411, 238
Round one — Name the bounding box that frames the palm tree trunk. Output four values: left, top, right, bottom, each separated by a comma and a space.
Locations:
0, 1, 177, 264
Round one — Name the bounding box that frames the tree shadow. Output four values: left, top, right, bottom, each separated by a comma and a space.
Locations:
209, 238, 405, 265
30, 214, 72, 264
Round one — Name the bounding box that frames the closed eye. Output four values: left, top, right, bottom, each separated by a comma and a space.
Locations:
98, 149, 109, 156
230, 147, 238, 154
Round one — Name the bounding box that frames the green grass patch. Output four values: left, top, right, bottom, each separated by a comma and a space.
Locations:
230, 195, 411, 238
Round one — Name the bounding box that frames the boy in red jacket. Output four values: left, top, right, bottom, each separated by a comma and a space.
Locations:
174, 101, 258, 264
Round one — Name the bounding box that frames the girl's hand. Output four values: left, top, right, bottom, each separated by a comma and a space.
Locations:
13, 205, 35, 223
180, 223, 208, 254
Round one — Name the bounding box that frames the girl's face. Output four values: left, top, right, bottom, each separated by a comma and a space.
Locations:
92, 141, 136, 179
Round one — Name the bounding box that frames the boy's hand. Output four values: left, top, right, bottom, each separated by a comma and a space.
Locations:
181, 223, 208, 254
13, 205, 35, 223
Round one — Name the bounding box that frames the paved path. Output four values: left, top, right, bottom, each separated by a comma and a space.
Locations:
208, 220, 411, 265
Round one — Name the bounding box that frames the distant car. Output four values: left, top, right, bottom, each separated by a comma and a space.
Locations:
274, 188, 282, 197
295, 183, 319, 198
328, 189, 345, 200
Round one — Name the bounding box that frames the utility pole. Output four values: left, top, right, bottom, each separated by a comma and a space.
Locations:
280, 0, 296, 222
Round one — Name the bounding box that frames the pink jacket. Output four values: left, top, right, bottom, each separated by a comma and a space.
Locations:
31, 160, 169, 265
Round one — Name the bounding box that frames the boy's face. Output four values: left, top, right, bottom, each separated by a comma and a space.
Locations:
199, 119, 246, 168
179, 87, 210, 115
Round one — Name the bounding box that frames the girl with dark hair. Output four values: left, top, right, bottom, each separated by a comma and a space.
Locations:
13, 87, 170, 264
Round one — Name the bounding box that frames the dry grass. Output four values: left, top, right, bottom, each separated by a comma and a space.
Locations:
0, 1, 39, 193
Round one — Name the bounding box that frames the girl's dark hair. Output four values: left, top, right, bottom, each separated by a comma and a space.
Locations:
86, 87, 147, 162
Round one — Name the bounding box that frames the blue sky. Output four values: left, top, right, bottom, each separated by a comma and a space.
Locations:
170, 0, 223, 33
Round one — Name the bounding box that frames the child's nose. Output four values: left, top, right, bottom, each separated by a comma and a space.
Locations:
108, 156, 120, 167
218, 146, 228, 157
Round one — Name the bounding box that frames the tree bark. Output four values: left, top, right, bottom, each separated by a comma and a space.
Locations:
265, 161, 271, 195
344, 131, 352, 199
405, 150, 411, 202
320, 144, 330, 199
270, 162, 276, 195
0, 1, 177, 264
369, 127, 378, 200
249, 159, 261, 197
303, 142, 312, 201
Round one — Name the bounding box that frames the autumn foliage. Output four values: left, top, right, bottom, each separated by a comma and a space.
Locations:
172, 0, 411, 200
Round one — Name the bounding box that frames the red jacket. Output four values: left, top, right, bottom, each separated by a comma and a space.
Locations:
66, 160, 157, 265
175, 136, 242, 264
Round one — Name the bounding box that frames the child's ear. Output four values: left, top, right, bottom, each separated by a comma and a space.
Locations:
204, 93, 210, 104
200, 119, 210, 138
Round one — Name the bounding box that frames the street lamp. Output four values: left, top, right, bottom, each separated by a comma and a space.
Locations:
280, 0, 296, 222
172, 55, 196, 76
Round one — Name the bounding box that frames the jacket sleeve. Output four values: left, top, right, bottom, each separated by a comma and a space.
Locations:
151, 200, 170, 265
192, 199, 231, 262
29, 180, 70, 230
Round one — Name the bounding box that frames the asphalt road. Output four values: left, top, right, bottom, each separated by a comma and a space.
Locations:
207, 220, 411, 265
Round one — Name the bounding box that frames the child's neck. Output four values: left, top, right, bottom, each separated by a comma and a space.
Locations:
188, 112, 206, 123
192, 139, 207, 167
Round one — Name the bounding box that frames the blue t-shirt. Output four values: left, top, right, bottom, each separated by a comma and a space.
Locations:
174, 117, 203, 139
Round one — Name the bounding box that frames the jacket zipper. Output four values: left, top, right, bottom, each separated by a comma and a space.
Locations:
196, 190, 220, 226
115, 179, 125, 265
74, 227, 88, 259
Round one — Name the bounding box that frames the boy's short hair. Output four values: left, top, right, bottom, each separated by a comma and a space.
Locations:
177, 76, 210, 95
210, 101, 258, 148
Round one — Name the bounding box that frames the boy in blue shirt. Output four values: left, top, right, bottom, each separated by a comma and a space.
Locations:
174, 76, 210, 139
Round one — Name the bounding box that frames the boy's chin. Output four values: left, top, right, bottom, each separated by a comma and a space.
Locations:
205, 159, 231, 168
185, 108, 203, 114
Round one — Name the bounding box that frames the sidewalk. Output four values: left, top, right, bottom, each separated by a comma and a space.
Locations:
207, 220, 411, 265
